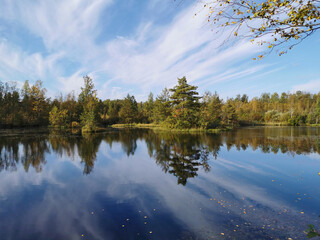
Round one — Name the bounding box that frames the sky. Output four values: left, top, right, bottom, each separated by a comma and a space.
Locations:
0, 0, 319, 101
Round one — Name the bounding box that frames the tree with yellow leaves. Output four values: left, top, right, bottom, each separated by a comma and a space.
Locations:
79, 76, 99, 132
201, 0, 320, 57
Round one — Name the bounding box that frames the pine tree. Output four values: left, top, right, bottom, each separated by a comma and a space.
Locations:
153, 88, 171, 123
119, 94, 138, 124
169, 76, 201, 129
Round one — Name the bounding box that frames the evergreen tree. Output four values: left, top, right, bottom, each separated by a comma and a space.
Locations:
143, 92, 154, 123
208, 92, 223, 128
119, 94, 138, 124
153, 88, 171, 123
168, 76, 201, 129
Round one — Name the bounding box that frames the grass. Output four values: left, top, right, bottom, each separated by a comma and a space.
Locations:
111, 123, 228, 133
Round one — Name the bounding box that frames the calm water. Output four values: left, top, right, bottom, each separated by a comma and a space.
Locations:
0, 127, 320, 240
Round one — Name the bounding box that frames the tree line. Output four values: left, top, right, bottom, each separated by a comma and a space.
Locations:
0, 76, 320, 129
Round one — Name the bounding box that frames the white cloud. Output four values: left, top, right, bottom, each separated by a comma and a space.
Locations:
102, 3, 270, 99
0, 0, 112, 61
0, 0, 276, 100
0, 39, 64, 83
292, 80, 320, 93
0, 0, 113, 95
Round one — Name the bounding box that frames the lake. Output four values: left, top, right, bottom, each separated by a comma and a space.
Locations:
0, 127, 319, 240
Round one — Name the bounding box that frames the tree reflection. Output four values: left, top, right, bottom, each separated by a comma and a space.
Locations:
49, 131, 103, 175
0, 127, 319, 183
0, 136, 20, 172
0, 134, 48, 173
78, 133, 102, 174
150, 133, 210, 185
21, 136, 49, 173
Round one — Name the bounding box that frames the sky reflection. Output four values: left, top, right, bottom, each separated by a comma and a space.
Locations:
0, 127, 319, 239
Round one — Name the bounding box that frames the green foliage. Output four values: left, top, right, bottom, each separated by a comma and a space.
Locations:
168, 76, 201, 129
200, 91, 223, 129
29, 80, 48, 125
305, 224, 320, 238
49, 106, 68, 127
315, 97, 320, 124
222, 99, 238, 126
153, 88, 171, 123
79, 76, 99, 131
141, 92, 155, 123
119, 94, 138, 123
0, 80, 49, 127
0, 78, 319, 130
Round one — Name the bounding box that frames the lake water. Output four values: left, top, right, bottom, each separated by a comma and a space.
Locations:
0, 127, 320, 240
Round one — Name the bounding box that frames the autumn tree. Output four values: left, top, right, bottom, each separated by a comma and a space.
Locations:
27, 80, 48, 125
79, 76, 99, 132
49, 106, 68, 127
202, 0, 320, 56
222, 99, 238, 126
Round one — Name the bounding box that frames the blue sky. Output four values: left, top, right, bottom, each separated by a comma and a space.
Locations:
0, 0, 319, 101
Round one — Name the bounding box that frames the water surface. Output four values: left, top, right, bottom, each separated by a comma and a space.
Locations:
0, 127, 320, 239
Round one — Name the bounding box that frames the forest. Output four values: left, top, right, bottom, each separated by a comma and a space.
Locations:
0, 76, 320, 130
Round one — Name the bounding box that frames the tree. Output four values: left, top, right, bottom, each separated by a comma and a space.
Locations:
202, 0, 320, 56
222, 99, 238, 126
153, 88, 171, 123
79, 76, 99, 131
49, 106, 68, 127
28, 80, 48, 125
144, 92, 155, 122
315, 96, 320, 124
119, 94, 139, 124
200, 91, 223, 129
168, 76, 201, 128
208, 92, 223, 127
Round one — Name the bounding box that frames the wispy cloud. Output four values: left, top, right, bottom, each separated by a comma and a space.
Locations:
0, 39, 63, 84
0, 0, 112, 59
101, 4, 271, 100
0, 0, 113, 95
292, 80, 320, 93
0, 0, 293, 100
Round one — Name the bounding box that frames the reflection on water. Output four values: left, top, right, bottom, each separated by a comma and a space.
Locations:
0, 127, 320, 239
1, 127, 320, 183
